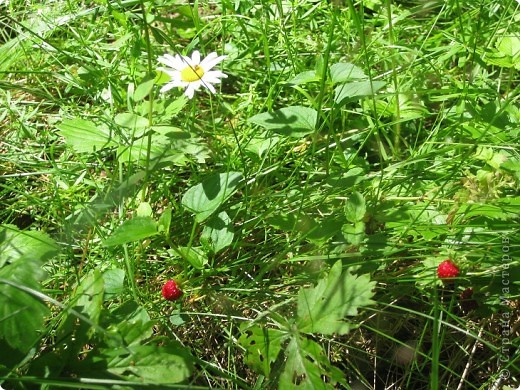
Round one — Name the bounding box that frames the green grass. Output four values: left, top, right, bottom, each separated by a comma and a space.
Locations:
1, 0, 519, 389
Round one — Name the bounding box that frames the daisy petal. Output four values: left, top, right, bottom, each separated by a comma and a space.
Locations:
201, 54, 227, 70
191, 50, 201, 65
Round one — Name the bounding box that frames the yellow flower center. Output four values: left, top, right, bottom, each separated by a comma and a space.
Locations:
181, 64, 205, 82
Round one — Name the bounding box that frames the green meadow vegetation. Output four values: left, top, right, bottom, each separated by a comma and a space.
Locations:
1, 0, 519, 388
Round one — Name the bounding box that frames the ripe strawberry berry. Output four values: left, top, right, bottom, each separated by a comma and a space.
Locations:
437, 259, 460, 279
162, 280, 183, 301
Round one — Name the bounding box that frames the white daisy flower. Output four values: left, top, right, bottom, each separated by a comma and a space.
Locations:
157, 50, 227, 99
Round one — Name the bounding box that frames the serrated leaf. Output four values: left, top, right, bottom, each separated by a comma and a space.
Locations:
103, 217, 158, 247
238, 325, 286, 376
279, 336, 344, 389
182, 172, 243, 222
248, 106, 317, 138
57, 118, 118, 153
103, 301, 154, 347
107, 344, 194, 383
334, 80, 386, 105
0, 225, 57, 355
0, 224, 58, 267
341, 221, 365, 246
344, 191, 366, 223
201, 211, 234, 253
330, 62, 366, 83
0, 265, 50, 353
296, 261, 375, 335
72, 269, 104, 334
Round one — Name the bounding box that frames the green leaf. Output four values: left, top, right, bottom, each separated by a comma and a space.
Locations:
172, 246, 208, 269
296, 261, 375, 335
114, 112, 149, 130
107, 344, 194, 384
248, 106, 317, 138
334, 80, 386, 105
330, 62, 366, 83
341, 221, 365, 246
136, 201, 153, 217
102, 268, 125, 300
182, 172, 243, 222
496, 35, 520, 59
0, 224, 58, 267
133, 78, 155, 101
158, 207, 172, 235
201, 211, 234, 253
0, 267, 50, 353
279, 336, 344, 389
0, 225, 57, 357
103, 301, 154, 347
238, 325, 286, 376
103, 217, 158, 247
287, 70, 321, 85
245, 132, 280, 158
344, 191, 366, 223
57, 118, 118, 153
51, 269, 105, 364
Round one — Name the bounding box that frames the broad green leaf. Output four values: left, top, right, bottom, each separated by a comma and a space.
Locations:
114, 112, 149, 130
334, 80, 386, 105
171, 246, 208, 269
107, 344, 194, 383
296, 261, 375, 335
0, 265, 50, 353
330, 62, 366, 83
341, 221, 366, 246
136, 202, 153, 217
0, 224, 58, 267
102, 268, 125, 300
245, 132, 280, 158
496, 35, 520, 59
344, 191, 366, 223
248, 106, 317, 138
0, 225, 57, 356
52, 269, 105, 364
279, 336, 344, 389
103, 301, 154, 347
201, 211, 234, 253
238, 325, 286, 376
57, 118, 118, 153
182, 172, 243, 222
287, 70, 321, 85
103, 217, 158, 247
71, 269, 105, 338
133, 78, 155, 101
117, 133, 182, 166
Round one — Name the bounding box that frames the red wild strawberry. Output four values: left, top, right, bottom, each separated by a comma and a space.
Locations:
162, 280, 183, 301
437, 259, 460, 279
